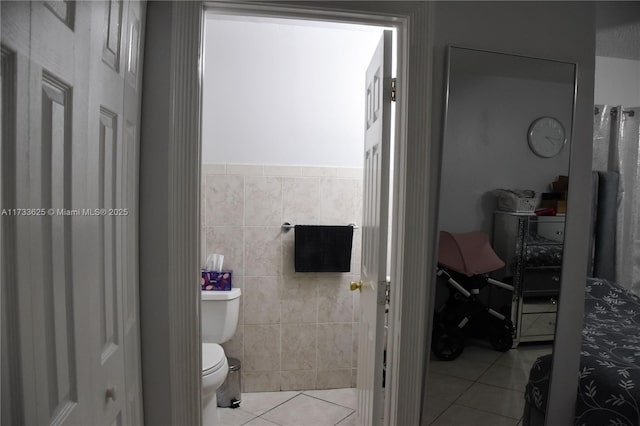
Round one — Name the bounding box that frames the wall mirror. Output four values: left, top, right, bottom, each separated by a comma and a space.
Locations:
429, 46, 576, 423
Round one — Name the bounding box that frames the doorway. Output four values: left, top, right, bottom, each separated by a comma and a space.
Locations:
200, 13, 394, 425
138, 3, 434, 425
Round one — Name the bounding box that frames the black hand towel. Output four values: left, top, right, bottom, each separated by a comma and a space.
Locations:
294, 225, 354, 272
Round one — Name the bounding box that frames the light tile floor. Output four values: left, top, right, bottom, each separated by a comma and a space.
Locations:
218, 342, 551, 426
426, 340, 552, 426
218, 388, 356, 426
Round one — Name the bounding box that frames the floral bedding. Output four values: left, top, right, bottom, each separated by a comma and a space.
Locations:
524, 234, 564, 267
525, 278, 640, 426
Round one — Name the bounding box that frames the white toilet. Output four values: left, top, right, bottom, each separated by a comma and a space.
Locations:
201, 287, 241, 425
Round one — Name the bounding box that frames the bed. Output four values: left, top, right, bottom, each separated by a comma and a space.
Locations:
524, 277, 640, 425
523, 171, 640, 425
524, 233, 564, 268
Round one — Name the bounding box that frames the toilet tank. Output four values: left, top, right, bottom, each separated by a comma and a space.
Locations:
201, 288, 241, 344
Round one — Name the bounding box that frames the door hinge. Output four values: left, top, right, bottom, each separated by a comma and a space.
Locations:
390, 78, 397, 102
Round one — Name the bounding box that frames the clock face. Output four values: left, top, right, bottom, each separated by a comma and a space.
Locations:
527, 117, 566, 158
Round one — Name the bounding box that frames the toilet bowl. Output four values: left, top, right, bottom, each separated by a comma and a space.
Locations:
202, 343, 229, 425
201, 287, 241, 425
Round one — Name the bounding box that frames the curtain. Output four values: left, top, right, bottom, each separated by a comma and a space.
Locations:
593, 105, 640, 294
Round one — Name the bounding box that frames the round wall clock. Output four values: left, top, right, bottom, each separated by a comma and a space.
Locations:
527, 116, 566, 158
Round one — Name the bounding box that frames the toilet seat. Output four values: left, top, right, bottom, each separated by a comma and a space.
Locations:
202, 343, 226, 376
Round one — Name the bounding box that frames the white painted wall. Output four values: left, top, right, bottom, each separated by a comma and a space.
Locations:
594, 56, 640, 106
439, 70, 574, 235
202, 17, 383, 167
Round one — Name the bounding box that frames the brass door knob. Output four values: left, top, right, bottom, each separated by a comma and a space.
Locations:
350, 280, 363, 291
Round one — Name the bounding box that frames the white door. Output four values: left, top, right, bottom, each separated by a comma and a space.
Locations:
87, 1, 146, 425
1, 2, 144, 424
356, 30, 392, 426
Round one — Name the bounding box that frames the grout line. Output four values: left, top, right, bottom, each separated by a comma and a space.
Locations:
279, 318, 283, 388
238, 415, 259, 426
312, 322, 320, 384
254, 392, 303, 418
430, 399, 456, 425
332, 410, 356, 426
301, 391, 357, 411
428, 345, 538, 424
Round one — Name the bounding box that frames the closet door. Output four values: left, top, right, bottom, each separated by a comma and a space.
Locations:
2, 2, 95, 423
88, 2, 146, 424
0, 2, 145, 424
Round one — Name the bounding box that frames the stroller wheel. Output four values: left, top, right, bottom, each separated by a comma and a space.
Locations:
490, 322, 514, 352
432, 326, 465, 361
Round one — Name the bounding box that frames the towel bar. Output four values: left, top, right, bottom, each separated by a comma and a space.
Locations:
281, 222, 359, 231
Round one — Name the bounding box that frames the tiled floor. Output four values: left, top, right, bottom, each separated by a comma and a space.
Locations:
218, 342, 551, 426
218, 388, 356, 426
426, 341, 552, 426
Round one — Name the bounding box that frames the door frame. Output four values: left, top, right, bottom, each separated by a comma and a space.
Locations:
152, 2, 437, 424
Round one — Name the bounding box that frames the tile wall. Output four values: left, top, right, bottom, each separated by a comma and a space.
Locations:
201, 163, 363, 392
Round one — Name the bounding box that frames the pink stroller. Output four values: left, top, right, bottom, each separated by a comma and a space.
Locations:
432, 231, 515, 361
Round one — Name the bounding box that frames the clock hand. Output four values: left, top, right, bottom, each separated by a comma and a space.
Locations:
543, 137, 554, 147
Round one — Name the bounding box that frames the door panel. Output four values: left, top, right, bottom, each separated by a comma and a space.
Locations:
1, 2, 145, 424
26, 7, 87, 420
40, 74, 77, 422
2, 45, 25, 426
357, 30, 392, 426
99, 106, 119, 360
103, 0, 123, 72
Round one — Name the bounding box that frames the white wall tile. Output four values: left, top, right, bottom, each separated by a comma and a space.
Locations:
201, 165, 364, 390
317, 277, 354, 323
205, 175, 244, 226
245, 227, 282, 277
243, 371, 281, 393
302, 166, 339, 177
221, 324, 244, 365
336, 168, 363, 179
281, 370, 316, 391
319, 178, 359, 225
317, 323, 352, 370
244, 276, 281, 325
227, 163, 265, 176
282, 177, 322, 225
281, 324, 317, 371
316, 369, 353, 390
244, 325, 281, 372
280, 275, 318, 324
205, 226, 244, 276
245, 177, 282, 226
202, 163, 227, 175
264, 165, 303, 177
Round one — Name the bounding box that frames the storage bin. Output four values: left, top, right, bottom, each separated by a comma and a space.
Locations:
494, 189, 539, 213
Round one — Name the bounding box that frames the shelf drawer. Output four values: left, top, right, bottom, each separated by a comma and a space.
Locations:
523, 268, 561, 297
522, 297, 558, 314
520, 312, 556, 338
